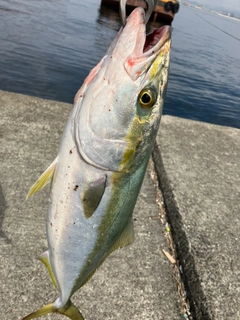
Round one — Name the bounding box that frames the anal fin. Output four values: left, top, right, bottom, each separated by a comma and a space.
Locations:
109, 218, 135, 254
79, 219, 135, 289
39, 251, 58, 290
27, 157, 58, 199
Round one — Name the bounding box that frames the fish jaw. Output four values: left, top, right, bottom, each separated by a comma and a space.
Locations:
73, 7, 171, 173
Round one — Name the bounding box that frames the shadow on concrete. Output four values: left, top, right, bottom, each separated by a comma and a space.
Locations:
0, 183, 11, 244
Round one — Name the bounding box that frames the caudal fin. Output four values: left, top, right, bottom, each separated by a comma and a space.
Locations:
22, 300, 84, 320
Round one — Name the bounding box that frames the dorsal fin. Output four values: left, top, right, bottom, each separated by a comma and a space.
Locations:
27, 157, 58, 199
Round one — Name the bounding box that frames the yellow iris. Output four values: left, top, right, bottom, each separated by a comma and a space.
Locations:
138, 88, 157, 109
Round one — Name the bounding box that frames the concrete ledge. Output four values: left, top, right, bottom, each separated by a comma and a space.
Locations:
2, 90, 239, 320
154, 116, 240, 320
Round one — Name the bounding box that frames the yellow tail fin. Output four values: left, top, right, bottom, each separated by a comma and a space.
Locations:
22, 300, 84, 320
58, 300, 85, 320
22, 303, 54, 320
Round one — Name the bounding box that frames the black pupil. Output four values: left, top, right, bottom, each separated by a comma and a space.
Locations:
141, 93, 151, 104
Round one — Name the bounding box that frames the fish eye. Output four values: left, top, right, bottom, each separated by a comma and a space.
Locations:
138, 88, 157, 109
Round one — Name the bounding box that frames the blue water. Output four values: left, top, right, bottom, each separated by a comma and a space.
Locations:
0, 0, 240, 128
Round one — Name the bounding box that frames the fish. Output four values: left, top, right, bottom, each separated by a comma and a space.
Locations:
22, 7, 171, 320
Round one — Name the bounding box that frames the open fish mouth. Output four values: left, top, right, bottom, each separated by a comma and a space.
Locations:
123, 7, 171, 80
143, 26, 171, 53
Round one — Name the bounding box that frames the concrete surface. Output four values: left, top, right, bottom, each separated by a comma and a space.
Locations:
2, 91, 239, 320
154, 116, 240, 320
0, 91, 181, 320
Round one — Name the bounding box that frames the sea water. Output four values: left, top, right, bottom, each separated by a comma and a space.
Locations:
0, 0, 239, 128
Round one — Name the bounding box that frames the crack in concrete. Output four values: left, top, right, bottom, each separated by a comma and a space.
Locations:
0, 183, 11, 244
151, 143, 213, 320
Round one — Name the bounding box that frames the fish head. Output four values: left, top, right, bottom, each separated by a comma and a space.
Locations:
74, 7, 171, 172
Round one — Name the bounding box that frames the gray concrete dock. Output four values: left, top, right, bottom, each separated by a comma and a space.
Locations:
154, 116, 240, 320
0, 90, 240, 320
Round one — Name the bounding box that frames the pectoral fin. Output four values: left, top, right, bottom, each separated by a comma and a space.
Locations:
27, 157, 58, 199
80, 175, 107, 219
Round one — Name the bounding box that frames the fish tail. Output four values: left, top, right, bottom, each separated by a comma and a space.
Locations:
21, 303, 54, 320
58, 300, 85, 320
22, 300, 84, 320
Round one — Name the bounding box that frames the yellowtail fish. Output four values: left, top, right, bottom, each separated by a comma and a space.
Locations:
22, 7, 171, 320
